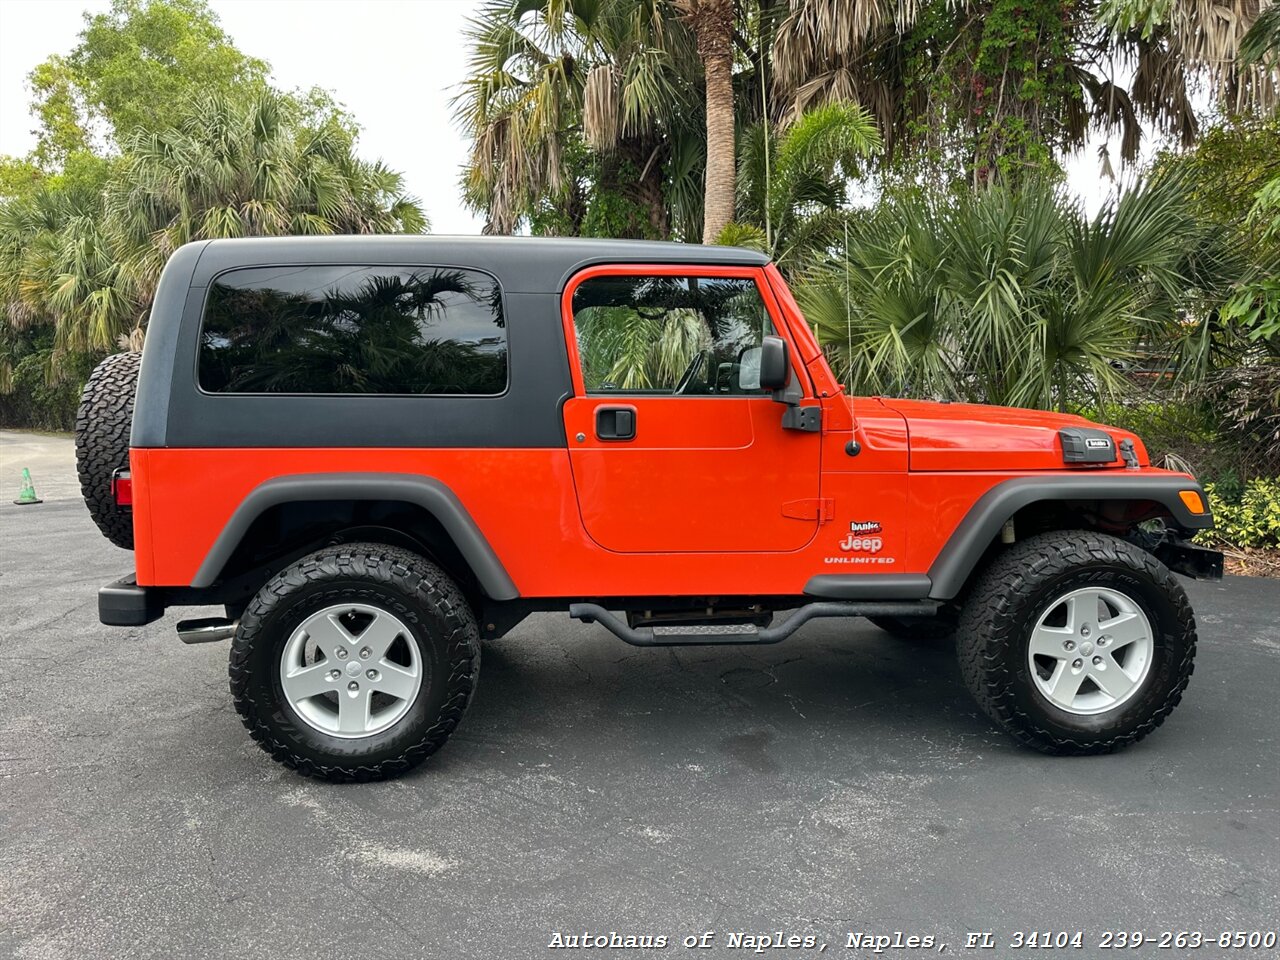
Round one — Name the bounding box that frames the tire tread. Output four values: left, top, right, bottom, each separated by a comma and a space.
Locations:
228, 543, 480, 782
956, 530, 1196, 755
74, 352, 141, 550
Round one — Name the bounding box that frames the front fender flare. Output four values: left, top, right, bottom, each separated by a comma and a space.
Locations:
927, 474, 1211, 600
190, 472, 519, 600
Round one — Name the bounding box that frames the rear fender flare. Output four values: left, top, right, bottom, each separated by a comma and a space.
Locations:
928, 475, 1211, 600
191, 473, 518, 600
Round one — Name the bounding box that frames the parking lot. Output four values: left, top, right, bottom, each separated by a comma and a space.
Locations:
1, 430, 1278, 959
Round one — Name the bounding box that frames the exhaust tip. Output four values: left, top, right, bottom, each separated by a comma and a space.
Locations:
177, 617, 237, 644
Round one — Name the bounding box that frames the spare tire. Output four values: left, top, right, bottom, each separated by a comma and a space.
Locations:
75, 352, 141, 550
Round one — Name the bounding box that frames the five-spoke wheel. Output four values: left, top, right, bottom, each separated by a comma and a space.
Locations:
280, 603, 424, 738
1027, 587, 1153, 715
957, 529, 1196, 755
230, 543, 480, 781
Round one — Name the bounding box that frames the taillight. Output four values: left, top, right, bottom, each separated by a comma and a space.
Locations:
111, 469, 133, 507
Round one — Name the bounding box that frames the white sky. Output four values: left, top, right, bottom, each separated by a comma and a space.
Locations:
0, 0, 1134, 228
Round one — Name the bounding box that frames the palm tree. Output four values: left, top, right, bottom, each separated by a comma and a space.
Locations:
674, 0, 736, 242
0, 160, 127, 364
455, 0, 701, 237
0, 91, 425, 377
1243, 2, 1280, 65
796, 177, 1203, 412
770, 0, 1278, 181
108, 92, 423, 294
717, 100, 881, 272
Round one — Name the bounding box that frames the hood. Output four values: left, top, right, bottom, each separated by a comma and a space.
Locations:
881, 398, 1148, 472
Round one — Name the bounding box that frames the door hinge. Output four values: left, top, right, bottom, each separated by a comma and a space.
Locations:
782, 498, 833, 521
782, 405, 821, 432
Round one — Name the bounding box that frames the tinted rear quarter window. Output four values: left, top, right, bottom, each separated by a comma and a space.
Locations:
199, 264, 507, 394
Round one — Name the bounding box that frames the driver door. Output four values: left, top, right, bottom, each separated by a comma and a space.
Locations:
561, 266, 822, 554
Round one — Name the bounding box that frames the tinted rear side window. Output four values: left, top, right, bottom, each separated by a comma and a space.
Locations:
199, 265, 507, 394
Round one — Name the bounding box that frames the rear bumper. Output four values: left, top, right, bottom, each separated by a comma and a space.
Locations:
99, 575, 165, 626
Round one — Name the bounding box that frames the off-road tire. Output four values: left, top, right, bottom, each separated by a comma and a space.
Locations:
869, 613, 956, 641
75, 351, 141, 549
956, 530, 1195, 755
229, 543, 481, 782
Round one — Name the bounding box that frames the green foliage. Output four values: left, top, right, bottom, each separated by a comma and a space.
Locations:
725, 101, 880, 271
1155, 117, 1280, 251
28, 0, 269, 164
580, 160, 662, 239
1200, 479, 1280, 550
0, 91, 426, 369
0, 326, 101, 430
1241, 3, 1280, 66
1155, 116, 1280, 361
455, 0, 701, 237
0, 158, 45, 200
966, 0, 1078, 182
27, 58, 92, 167
0, 1, 425, 422
797, 177, 1198, 411
714, 221, 769, 251
776, 0, 1273, 189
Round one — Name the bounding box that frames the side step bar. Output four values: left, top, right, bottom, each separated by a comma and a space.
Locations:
568, 601, 941, 647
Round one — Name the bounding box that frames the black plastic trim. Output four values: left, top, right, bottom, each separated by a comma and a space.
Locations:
132, 242, 208, 447
99, 575, 164, 626
191, 473, 519, 599
927, 474, 1214, 600
1059, 427, 1118, 464
1154, 537, 1224, 581
781, 405, 821, 432
803, 574, 933, 600
595, 405, 637, 440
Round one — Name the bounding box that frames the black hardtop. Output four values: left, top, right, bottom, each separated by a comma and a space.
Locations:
185, 235, 771, 294
136, 235, 770, 450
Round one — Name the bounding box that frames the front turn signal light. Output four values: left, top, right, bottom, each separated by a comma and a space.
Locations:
1179, 489, 1206, 514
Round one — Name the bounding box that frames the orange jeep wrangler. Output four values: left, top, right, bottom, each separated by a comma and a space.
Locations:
77, 237, 1223, 781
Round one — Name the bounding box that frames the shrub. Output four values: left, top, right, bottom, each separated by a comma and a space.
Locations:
1199, 478, 1280, 550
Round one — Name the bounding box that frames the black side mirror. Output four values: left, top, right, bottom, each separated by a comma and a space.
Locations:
759, 335, 789, 391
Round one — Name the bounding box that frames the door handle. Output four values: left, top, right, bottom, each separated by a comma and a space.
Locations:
595, 405, 636, 441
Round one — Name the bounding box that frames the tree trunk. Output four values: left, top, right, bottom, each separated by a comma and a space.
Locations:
621, 136, 670, 240
640, 159, 670, 240
691, 0, 736, 244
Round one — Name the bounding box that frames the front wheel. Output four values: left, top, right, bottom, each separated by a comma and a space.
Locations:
956, 530, 1196, 755
229, 543, 480, 782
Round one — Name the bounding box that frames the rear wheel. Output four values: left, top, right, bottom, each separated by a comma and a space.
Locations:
956, 530, 1195, 755
229, 543, 480, 782
75, 351, 141, 549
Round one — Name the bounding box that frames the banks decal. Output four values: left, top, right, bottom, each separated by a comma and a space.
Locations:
840, 520, 883, 553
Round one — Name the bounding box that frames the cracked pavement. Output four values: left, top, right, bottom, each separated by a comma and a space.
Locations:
1, 431, 1278, 959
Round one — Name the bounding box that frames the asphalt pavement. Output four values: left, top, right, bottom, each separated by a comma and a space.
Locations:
1, 430, 1277, 960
